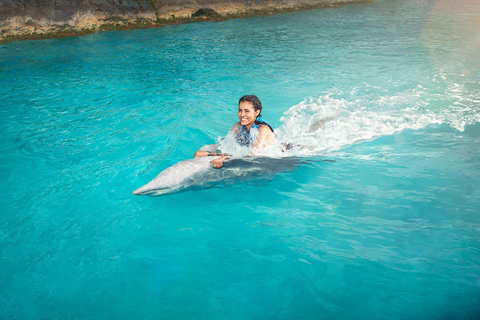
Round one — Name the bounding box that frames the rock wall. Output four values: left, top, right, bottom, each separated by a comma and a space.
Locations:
0, 0, 368, 41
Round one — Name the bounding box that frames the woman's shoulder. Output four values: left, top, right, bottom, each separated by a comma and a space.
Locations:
256, 119, 274, 133
258, 123, 274, 133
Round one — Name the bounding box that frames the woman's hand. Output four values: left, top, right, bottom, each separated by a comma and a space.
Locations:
211, 156, 227, 168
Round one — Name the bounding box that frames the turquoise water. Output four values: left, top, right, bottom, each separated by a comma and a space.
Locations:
1, 0, 480, 318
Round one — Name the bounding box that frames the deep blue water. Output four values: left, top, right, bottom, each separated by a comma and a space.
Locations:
1, 0, 480, 319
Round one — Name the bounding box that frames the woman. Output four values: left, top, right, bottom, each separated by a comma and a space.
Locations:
194, 95, 275, 168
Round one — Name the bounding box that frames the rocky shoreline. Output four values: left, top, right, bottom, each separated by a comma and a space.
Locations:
0, 0, 373, 43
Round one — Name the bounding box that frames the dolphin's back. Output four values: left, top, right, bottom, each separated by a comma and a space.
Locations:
133, 156, 305, 196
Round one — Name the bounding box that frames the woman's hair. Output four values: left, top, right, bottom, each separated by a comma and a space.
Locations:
239, 95, 262, 117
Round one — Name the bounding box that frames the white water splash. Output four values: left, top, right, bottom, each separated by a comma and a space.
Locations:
216, 125, 286, 158
216, 130, 252, 157
217, 85, 479, 158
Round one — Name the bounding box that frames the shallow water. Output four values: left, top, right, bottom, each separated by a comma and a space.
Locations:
1, 0, 480, 318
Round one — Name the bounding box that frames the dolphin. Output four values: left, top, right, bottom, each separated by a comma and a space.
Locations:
132, 156, 305, 196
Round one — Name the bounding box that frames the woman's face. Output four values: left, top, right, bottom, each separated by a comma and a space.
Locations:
238, 101, 260, 127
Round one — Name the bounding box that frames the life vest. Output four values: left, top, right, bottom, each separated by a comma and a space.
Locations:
236, 116, 274, 146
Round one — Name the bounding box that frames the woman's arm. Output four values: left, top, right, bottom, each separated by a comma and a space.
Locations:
250, 125, 275, 156
194, 150, 211, 158
194, 151, 228, 158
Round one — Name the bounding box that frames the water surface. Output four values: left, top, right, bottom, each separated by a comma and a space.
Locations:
1, 0, 480, 318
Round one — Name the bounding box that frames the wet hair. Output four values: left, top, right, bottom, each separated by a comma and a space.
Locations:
239, 95, 262, 117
